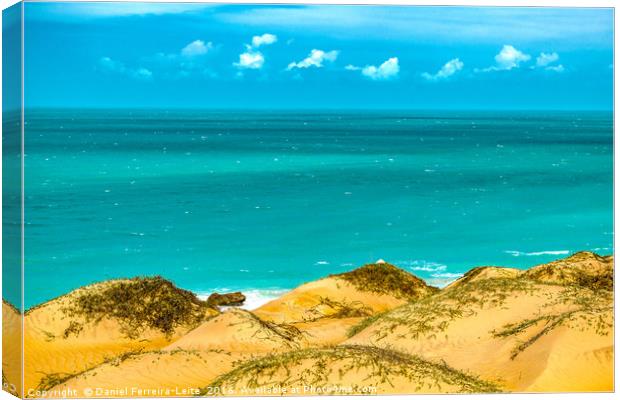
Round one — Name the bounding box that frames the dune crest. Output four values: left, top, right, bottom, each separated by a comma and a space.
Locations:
254, 262, 437, 324
444, 266, 521, 290
522, 251, 613, 288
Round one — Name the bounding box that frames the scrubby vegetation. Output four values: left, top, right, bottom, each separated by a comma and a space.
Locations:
304, 297, 373, 322
62, 276, 216, 339
204, 345, 501, 395
346, 310, 390, 338
575, 271, 613, 291
523, 251, 613, 289
38, 373, 77, 392
349, 251, 614, 344
227, 309, 305, 346
62, 321, 84, 339
332, 262, 439, 300
493, 283, 613, 359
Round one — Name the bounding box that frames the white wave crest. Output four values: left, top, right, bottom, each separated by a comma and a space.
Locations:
393, 259, 447, 272
505, 250, 569, 257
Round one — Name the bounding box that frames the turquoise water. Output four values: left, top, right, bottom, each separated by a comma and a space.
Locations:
19, 110, 613, 309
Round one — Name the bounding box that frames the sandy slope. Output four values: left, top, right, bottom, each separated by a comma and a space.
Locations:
2, 301, 22, 398
22, 279, 217, 396
253, 277, 399, 323
521, 314, 613, 392
291, 317, 364, 346
346, 255, 614, 392
166, 308, 306, 353
207, 345, 500, 395
49, 308, 306, 397
50, 350, 245, 397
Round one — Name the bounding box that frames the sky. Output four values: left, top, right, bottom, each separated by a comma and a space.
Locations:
20, 3, 614, 110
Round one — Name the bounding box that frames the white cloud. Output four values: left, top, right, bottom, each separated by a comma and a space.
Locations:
533, 52, 564, 72
344, 64, 360, 71
181, 40, 212, 57
494, 45, 531, 70
234, 51, 264, 70
536, 52, 559, 67
99, 57, 152, 80
545, 64, 565, 72
233, 33, 277, 71
357, 57, 400, 80
478, 45, 531, 72
287, 49, 339, 70
251, 33, 278, 48
422, 58, 464, 81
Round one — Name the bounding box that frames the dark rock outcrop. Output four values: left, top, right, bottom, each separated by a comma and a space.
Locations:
207, 291, 246, 307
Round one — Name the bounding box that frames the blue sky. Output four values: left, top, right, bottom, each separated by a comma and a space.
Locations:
23, 3, 613, 109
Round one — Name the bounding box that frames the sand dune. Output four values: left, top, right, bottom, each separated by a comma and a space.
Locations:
4, 252, 613, 397
254, 261, 438, 324
21, 277, 218, 396
50, 350, 244, 397
49, 308, 357, 396
346, 254, 614, 392
166, 308, 306, 353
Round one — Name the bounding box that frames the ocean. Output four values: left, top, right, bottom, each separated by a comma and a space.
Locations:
17, 110, 613, 309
